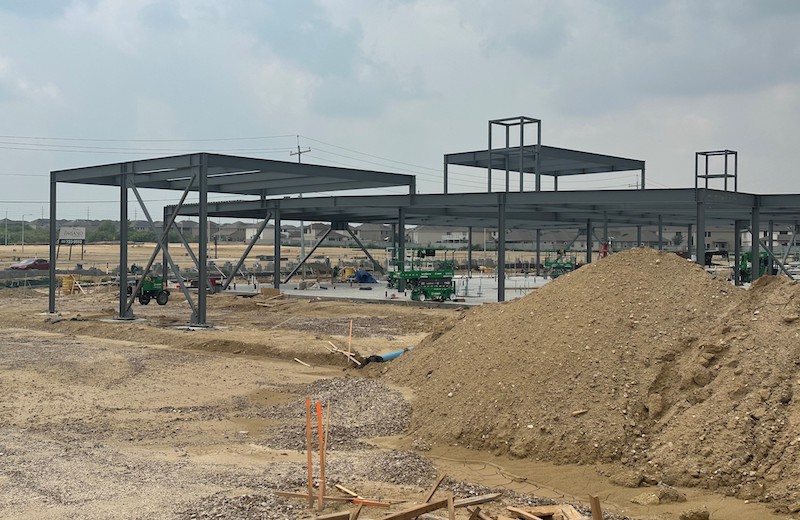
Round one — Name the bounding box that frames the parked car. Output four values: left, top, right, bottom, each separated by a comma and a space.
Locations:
9, 258, 50, 270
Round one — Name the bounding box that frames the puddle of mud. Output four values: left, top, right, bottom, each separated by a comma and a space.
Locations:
372, 439, 789, 520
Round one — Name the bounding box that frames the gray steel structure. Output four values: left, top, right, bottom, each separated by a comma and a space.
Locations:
48, 153, 416, 325
48, 132, 800, 327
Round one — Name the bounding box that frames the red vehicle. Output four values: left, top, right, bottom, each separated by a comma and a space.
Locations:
9, 258, 50, 270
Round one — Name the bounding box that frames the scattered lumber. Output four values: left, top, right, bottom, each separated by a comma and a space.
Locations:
350, 504, 363, 520
294, 358, 312, 367
381, 498, 449, 520
326, 341, 362, 366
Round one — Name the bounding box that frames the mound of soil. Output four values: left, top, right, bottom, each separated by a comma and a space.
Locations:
387, 248, 800, 511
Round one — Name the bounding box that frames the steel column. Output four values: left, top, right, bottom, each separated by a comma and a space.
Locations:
636, 225, 642, 247
751, 205, 760, 281
504, 126, 510, 192
162, 206, 169, 284
535, 229, 541, 276
733, 220, 742, 286
398, 207, 406, 292
519, 123, 524, 192
497, 194, 506, 302
696, 200, 706, 266
658, 215, 663, 250
487, 122, 493, 192
48, 176, 57, 313
196, 154, 208, 326
586, 219, 592, 264
687, 224, 693, 258
535, 124, 542, 191
443, 158, 449, 194
118, 164, 133, 319
768, 220, 774, 275
467, 226, 473, 274
273, 204, 281, 289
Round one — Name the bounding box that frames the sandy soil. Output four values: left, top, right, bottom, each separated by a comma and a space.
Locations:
1, 248, 797, 519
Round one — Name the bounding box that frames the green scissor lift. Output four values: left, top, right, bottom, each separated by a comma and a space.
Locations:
387, 247, 457, 301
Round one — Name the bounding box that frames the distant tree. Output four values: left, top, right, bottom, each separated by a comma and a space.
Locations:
672, 232, 684, 247
87, 220, 119, 242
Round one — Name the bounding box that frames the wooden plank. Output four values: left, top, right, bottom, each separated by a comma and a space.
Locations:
350, 505, 363, 520
507, 506, 545, 520
447, 495, 455, 520
381, 499, 449, 520
273, 491, 351, 503
424, 473, 446, 503
453, 493, 502, 508
294, 357, 312, 367
589, 496, 602, 520
335, 484, 359, 498
351, 497, 391, 508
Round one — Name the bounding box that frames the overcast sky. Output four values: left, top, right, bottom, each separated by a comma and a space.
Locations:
1, 0, 799, 223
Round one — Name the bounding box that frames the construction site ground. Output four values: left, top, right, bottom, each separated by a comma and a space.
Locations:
1, 244, 799, 520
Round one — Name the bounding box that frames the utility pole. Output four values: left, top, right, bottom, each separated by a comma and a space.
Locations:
21, 214, 29, 254
290, 135, 311, 274
4, 209, 7, 246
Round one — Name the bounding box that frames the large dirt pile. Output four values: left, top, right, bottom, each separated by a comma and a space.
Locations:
387, 248, 800, 510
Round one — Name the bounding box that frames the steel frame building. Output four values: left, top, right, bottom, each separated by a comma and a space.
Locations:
48, 119, 800, 326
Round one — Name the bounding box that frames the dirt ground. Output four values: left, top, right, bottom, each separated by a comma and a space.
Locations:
1, 246, 798, 519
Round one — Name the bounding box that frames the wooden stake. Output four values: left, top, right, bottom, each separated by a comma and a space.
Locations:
589, 495, 603, 520
305, 398, 313, 508
347, 319, 353, 364
317, 401, 325, 511
294, 357, 311, 367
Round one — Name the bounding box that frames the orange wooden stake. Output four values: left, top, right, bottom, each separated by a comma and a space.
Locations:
317, 401, 325, 510
305, 398, 313, 508
347, 319, 353, 363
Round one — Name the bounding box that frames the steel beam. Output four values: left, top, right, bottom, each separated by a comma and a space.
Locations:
283, 227, 333, 283
346, 227, 385, 274
398, 207, 406, 292
222, 213, 271, 291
